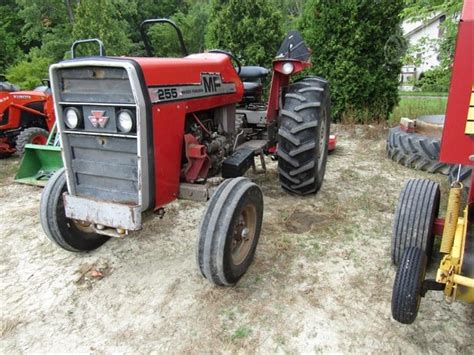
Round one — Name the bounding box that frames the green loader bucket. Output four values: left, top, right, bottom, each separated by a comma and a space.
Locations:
14, 143, 63, 187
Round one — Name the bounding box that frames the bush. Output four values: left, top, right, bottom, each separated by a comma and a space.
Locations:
299, 0, 405, 122
5, 48, 51, 89
205, 0, 283, 68
416, 67, 451, 93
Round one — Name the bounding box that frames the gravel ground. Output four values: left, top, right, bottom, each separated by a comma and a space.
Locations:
0, 125, 472, 353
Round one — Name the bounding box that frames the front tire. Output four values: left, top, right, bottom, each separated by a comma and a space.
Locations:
40, 168, 109, 252
391, 178, 440, 265
196, 177, 263, 286
391, 247, 427, 324
277, 77, 330, 195
16, 127, 49, 156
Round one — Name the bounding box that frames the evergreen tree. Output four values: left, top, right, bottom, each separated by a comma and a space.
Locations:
205, 0, 284, 67
300, 0, 405, 121
72, 0, 133, 56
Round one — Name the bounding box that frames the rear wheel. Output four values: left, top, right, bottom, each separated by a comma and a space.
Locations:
391, 178, 440, 265
16, 127, 49, 156
392, 247, 427, 324
196, 177, 263, 286
40, 168, 109, 252
277, 77, 330, 195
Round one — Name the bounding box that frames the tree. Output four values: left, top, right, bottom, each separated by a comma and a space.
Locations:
205, 0, 284, 67
5, 48, 51, 89
0, 1, 23, 75
147, 1, 211, 57
299, 0, 405, 122
72, 0, 134, 56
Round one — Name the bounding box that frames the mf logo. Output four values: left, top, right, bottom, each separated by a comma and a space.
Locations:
89, 110, 109, 128
202, 74, 222, 93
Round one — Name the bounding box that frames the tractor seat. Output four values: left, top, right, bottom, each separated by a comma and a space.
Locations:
239, 66, 269, 80
0, 81, 20, 92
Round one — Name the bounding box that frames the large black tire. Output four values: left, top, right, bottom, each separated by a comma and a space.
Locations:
196, 177, 263, 286
277, 76, 330, 195
392, 247, 427, 324
40, 168, 109, 252
391, 178, 440, 265
16, 127, 49, 156
387, 126, 450, 174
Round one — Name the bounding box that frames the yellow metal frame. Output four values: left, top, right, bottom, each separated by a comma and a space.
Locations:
436, 199, 473, 303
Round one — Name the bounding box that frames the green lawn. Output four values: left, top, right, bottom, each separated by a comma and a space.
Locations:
399, 91, 448, 97
389, 96, 448, 125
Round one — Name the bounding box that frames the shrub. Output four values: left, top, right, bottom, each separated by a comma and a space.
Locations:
416, 67, 451, 93
299, 0, 405, 122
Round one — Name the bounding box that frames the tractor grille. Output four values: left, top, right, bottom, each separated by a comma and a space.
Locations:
67, 134, 138, 204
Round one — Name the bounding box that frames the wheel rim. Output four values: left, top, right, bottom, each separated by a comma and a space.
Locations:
231, 203, 257, 266
31, 134, 47, 145
317, 109, 328, 171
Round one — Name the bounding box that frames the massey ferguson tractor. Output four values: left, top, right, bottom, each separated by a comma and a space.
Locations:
40, 20, 331, 286
390, 1, 473, 323
0, 80, 55, 158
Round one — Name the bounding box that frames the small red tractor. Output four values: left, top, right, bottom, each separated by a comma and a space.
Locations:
0, 80, 55, 158
390, 1, 473, 323
40, 20, 332, 286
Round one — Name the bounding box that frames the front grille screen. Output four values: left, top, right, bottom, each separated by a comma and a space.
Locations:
58, 67, 134, 104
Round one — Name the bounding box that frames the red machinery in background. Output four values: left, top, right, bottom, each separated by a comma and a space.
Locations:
0, 82, 55, 158
390, 1, 473, 324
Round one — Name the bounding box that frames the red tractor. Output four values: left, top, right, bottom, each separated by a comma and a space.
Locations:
0, 80, 55, 158
390, 1, 473, 323
41, 20, 332, 286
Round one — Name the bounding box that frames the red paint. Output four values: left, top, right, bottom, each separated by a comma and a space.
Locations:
439, 4, 474, 166
183, 134, 211, 183
266, 59, 311, 123
0, 137, 15, 154
328, 134, 337, 152
31, 134, 47, 145
433, 218, 445, 236
0, 91, 55, 131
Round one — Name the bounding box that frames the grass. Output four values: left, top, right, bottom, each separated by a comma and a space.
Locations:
399, 91, 448, 97
389, 96, 448, 126
231, 325, 251, 341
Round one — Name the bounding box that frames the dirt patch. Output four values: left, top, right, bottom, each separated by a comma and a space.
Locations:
0, 124, 472, 353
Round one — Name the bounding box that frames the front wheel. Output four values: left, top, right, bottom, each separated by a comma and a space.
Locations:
277, 76, 330, 195
16, 127, 49, 156
40, 168, 109, 252
196, 177, 264, 286
391, 247, 427, 324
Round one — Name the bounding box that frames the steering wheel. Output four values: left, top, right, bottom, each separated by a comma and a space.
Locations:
208, 49, 242, 75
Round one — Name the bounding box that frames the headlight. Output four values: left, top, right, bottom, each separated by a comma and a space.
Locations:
64, 107, 82, 129
117, 110, 134, 133
282, 62, 295, 75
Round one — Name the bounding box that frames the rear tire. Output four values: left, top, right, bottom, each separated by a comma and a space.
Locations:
16, 127, 49, 157
392, 247, 427, 324
40, 168, 109, 252
196, 177, 263, 286
387, 127, 449, 174
277, 77, 330, 195
391, 178, 440, 265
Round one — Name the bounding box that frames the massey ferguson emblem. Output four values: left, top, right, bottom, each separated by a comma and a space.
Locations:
89, 110, 109, 128
148, 73, 236, 103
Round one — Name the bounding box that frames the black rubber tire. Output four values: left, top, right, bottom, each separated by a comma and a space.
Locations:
448, 164, 471, 198
391, 178, 440, 265
0, 152, 14, 159
40, 168, 109, 252
15, 127, 49, 157
196, 177, 263, 286
392, 247, 427, 324
277, 76, 330, 195
387, 126, 450, 174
